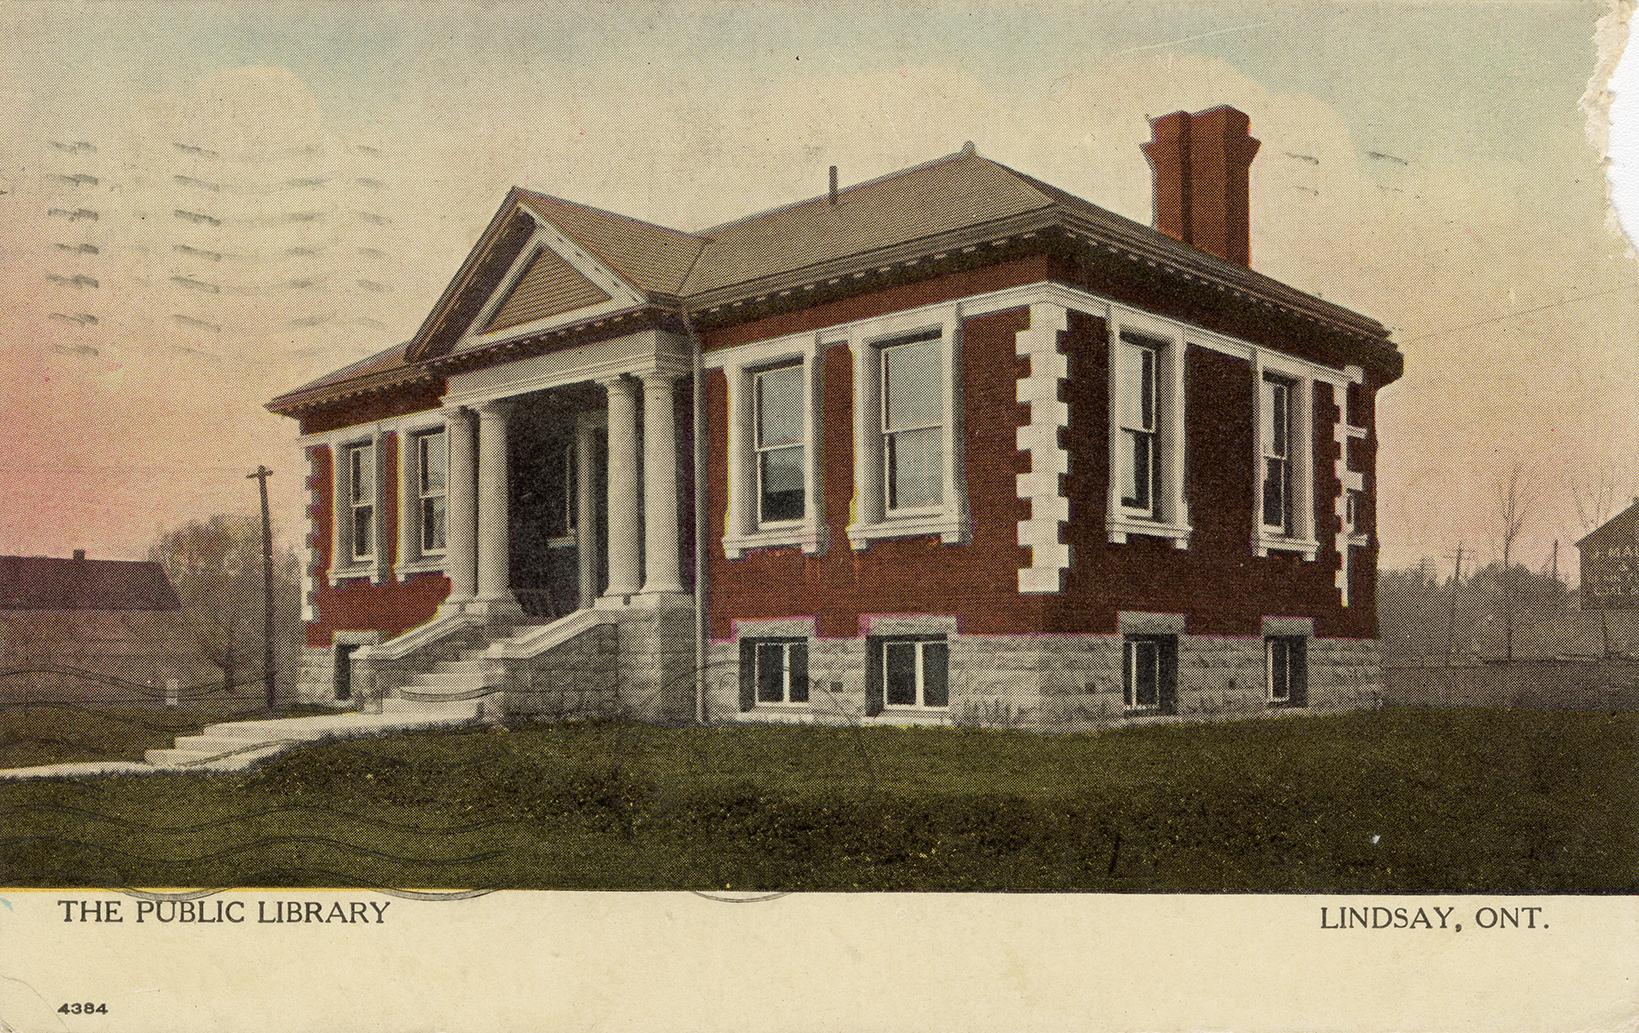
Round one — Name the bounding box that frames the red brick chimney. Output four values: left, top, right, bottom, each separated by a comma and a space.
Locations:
1141, 105, 1261, 266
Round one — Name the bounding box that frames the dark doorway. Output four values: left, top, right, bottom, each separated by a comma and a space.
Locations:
334, 643, 357, 702
508, 387, 605, 620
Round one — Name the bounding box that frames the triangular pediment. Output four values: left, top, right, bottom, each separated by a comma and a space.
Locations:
405, 191, 654, 362
482, 244, 614, 333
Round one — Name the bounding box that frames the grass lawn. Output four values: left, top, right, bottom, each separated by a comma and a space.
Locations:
0, 707, 1634, 892
0, 702, 333, 769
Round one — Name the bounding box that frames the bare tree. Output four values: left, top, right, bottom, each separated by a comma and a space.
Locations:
1569, 464, 1629, 535
1493, 463, 1535, 662
148, 514, 302, 702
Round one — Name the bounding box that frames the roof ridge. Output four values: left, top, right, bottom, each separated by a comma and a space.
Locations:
517, 189, 705, 243
693, 147, 979, 236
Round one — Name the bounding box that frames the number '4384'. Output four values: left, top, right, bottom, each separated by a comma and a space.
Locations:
59, 1002, 109, 1015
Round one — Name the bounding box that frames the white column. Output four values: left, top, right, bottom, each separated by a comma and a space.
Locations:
640, 370, 684, 594
473, 399, 521, 616
442, 406, 478, 609
601, 376, 642, 599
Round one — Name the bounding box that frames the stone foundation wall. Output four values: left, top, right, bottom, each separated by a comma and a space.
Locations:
296, 647, 338, 706
711, 631, 1383, 731
499, 624, 621, 719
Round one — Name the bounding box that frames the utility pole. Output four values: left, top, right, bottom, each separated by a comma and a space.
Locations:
1550, 539, 1559, 586
1445, 543, 1464, 666
248, 465, 277, 711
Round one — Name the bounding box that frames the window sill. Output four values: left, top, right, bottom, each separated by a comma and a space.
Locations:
1344, 424, 1369, 440
395, 557, 447, 577
847, 511, 968, 549
331, 564, 377, 584
1345, 533, 1370, 549
723, 523, 826, 559
1107, 514, 1191, 549
1255, 534, 1320, 560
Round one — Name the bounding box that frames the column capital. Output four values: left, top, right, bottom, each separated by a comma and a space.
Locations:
597, 373, 637, 393
639, 368, 681, 388
441, 404, 475, 426
473, 397, 515, 420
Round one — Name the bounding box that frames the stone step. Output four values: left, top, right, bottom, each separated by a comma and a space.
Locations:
407, 670, 501, 690
434, 658, 495, 674
378, 697, 483, 719
172, 734, 287, 757
145, 743, 287, 770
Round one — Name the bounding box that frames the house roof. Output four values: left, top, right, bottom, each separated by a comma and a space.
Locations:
270, 145, 1396, 415
0, 555, 182, 611
1576, 499, 1639, 548
516, 191, 706, 297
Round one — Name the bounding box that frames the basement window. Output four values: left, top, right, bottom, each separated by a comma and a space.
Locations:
739, 637, 810, 709
871, 636, 949, 711
1123, 634, 1177, 715
1265, 636, 1308, 707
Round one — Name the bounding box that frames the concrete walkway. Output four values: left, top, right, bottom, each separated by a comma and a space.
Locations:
0, 700, 482, 782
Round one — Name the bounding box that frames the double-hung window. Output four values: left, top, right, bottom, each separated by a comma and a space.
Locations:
754, 363, 806, 524
416, 430, 448, 555
1260, 375, 1294, 535
1116, 335, 1161, 516
880, 334, 944, 513
1265, 636, 1307, 706
347, 442, 375, 563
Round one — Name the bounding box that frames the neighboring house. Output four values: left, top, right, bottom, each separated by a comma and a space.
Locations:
0, 551, 211, 702
1578, 499, 1639, 611
268, 105, 1403, 728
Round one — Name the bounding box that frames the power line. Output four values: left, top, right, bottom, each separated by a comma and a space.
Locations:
1397, 283, 1639, 344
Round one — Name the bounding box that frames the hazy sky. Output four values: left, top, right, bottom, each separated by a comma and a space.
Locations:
0, 0, 1634, 579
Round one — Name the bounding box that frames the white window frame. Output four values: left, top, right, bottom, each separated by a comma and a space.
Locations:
1106, 311, 1189, 548
415, 429, 448, 557
1122, 635, 1170, 713
879, 636, 950, 711
1116, 334, 1162, 519
847, 305, 966, 549
751, 638, 809, 707
332, 438, 382, 581
1260, 374, 1295, 535
1265, 635, 1306, 706
1252, 351, 1318, 559
348, 443, 375, 563
878, 334, 947, 517
714, 334, 825, 558
394, 419, 453, 577
752, 362, 808, 529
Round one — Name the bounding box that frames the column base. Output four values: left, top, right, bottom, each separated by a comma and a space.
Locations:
438, 598, 476, 619
464, 595, 525, 620
633, 589, 692, 608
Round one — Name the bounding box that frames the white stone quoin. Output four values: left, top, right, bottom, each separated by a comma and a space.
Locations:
640, 370, 684, 594
442, 406, 478, 609
473, 399, 521, 615
601, 375, 642, 598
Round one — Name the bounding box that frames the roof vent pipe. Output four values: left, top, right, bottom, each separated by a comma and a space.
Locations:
828, 165, 838, 205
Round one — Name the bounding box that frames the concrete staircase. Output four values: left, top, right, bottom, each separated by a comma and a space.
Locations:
396, 651, 506, 706
142, 699, 484, 772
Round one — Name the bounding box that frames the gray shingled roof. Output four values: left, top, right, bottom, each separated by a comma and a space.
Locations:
271, 146, 1393, 412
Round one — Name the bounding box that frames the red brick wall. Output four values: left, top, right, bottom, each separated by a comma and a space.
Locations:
304, 439, 449, 648
703, 275, 1385, 642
